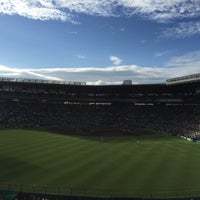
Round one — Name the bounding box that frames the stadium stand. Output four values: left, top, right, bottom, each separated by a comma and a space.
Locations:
0, 74, 199, 139
0, 102, 199, 137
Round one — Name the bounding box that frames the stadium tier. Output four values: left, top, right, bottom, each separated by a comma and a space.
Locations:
0, 77, 200, 104
0, 76, 200, 139
166, 73, 200, 85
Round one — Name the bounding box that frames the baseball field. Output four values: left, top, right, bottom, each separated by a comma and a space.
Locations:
0, 129, 200, 198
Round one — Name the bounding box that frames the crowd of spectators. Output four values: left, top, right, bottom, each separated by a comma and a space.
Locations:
0, 101, 200, 139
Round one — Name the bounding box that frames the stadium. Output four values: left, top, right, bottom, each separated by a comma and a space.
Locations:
0, 73, 200, 200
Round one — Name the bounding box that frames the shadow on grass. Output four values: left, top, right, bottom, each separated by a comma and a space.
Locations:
0, 127, 168, 144
0, 154, 44, 183
30, 126, 163, 143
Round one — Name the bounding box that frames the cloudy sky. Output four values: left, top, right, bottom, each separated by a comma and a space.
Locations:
0, 0, 200, 85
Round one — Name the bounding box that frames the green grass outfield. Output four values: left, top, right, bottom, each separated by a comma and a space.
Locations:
0, 129, 200, 198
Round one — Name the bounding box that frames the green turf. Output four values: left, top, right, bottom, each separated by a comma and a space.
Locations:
0, 129, 200, 198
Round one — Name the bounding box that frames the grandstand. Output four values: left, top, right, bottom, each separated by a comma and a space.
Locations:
0, 77, 86, 85
166, 73, 200, 85
0, 75, 199, 105
0, 74, 199, 137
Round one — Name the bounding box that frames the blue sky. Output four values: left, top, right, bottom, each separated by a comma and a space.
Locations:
0, 0, 200, 84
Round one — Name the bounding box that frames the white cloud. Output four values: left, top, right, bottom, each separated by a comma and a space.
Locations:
0, 0, 70, 21
67, 31, 77, 35
119, 0, 200, 22
87, 80, 122, 85
0, 65, 62, 80
162, 21, 200, 38
165, 51, 200, 67
0, 0, 200, 23
76, 54, 87, 59
155, 51, 169, 57
0, 51, 200, 85
110, 56, 122, 65
154, 49, 175, 57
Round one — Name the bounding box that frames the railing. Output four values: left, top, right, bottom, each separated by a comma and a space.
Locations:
1, 182, 200, 199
